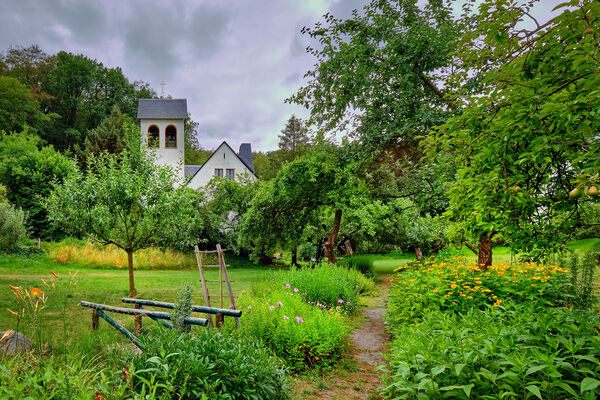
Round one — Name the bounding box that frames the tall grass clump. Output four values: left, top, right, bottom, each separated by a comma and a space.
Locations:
559, 252, 597, 309
225, 286, 350, 372
275, 264, 374, 313
49, 240, 193, 269
338, 255, 375, 278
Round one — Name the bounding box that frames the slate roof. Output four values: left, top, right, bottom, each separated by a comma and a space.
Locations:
184, 165, 202, 178
137, 99, 187, 119
238, 143, 254, 172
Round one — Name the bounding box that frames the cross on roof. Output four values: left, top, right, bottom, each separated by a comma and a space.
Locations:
160, 81, 166, 94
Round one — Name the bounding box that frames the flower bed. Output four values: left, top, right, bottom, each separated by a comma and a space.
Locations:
387, 257, 568, 329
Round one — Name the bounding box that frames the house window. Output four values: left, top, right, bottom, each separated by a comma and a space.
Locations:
147, 125, 159, 148
226, 169, 235, 180
214, 168, 223, 178
165, 125, 177, 148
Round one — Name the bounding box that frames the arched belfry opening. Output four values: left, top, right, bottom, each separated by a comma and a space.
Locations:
165, 125, 177, 148
148, 125, 159, 148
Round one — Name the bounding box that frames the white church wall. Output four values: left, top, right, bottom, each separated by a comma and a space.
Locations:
187, 143, 256, 190
140, 118, 185, 182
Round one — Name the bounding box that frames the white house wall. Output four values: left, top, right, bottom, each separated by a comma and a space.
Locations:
140, 118, 185, 182
187, 143, 256, 190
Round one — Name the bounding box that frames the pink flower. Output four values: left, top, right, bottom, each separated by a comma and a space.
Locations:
285, 284, 291, 289
293, 288, 299, 293
247, 306, 251, 310
296, 316, 304, 323
277, 301, 283, 307
284, 315, 289, 320
269, 306, 275, 311
302, 292, 307, 296
337, 299, 344, 304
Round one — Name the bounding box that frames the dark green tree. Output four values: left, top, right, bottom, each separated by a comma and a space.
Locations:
278, 114, 310, 152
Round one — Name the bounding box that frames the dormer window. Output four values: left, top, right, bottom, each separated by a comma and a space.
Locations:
165, 125, 177, 148
148, 125, 159, 148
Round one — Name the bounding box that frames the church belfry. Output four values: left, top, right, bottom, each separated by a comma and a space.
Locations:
137, 99, 187, 181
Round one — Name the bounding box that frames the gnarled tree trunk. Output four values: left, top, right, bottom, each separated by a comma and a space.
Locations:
477, 233, 493, 270
344, 239, 354, 257
414, 247, 424, 261
324, 209, 342, 264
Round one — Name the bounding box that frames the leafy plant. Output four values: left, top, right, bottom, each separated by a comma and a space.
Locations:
560, 252, 597, 310
275, 263, 372, 313
382, 304, 600, 400
132, 329, 289, 400
172, 283, 193, 333
224, 286, 349, 373
0, 202, 27, 252
338, 255, 375, 278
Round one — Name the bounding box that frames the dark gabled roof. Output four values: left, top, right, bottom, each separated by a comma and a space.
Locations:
184, 165, 202, 178
186, 141, 257, 184
238, 143, 254, 173
137, 99, 187, 119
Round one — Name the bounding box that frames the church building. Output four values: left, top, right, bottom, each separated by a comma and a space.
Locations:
137, 98, 256, 190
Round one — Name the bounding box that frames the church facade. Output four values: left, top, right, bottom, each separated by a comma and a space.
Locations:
137, 98, 256, 190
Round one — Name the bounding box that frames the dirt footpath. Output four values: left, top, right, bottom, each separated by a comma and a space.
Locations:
292, 276, 391, 400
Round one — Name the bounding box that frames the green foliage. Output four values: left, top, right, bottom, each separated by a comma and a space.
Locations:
338, 255, 374, 278
382, 304, 600, 400
76, 105, 132, 165
426, 0, 600, 259
198, 175, 261, 254
45, 125, 200, 253
386, 257, 569, 329
133, 329, 289, 400
0, 132, 77, 238
173, 283, 193, 333
274, 264, 371, 314
0, 353, 124, 399
278, 114, 310, 152
297, 242, 317, 261
559, 252, 597, 310
184, 115, 212, 165
0, 76, 52, 134
0, 202, 27, 252
289, 0, 460, 150
225, 286, 349, 373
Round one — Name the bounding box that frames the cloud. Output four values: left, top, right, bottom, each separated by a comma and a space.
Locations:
0, 0, 568, 152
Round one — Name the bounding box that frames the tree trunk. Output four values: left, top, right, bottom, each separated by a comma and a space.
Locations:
291, 247, 298, 267
477, 233, 493, 270
414, 247, 424, 261
324, 209, 342, 264
127, 250, 141, 335
344, 239, 354, 257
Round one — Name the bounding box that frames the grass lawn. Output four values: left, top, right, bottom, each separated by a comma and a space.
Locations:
0, 252, 279, 347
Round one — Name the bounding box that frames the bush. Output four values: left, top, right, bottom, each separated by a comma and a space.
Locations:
386, 257, 569, 330
224, 286, 350, 372
133, 329, 289, 400
275, 264, 373, 313
338, 255, 375, 278
298, 242, 317, 260
382, 304, 600, 400
0, 202, 27, 252
0, 353, 125, 399
559, 252, 597, 309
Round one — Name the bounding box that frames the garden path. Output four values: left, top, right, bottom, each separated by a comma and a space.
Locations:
292, 275, 391, 400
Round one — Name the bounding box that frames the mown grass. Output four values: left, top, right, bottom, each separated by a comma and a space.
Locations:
0, 252, 277, 347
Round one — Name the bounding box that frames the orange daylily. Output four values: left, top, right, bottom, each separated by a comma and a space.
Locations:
6, 308, 18, 317
51, 271, 59, 278
30, 287, 44, 298
0, 329, 12, 342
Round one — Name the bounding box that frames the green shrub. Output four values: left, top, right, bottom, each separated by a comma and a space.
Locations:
382, 304, 600, 400
386, 257, 569, 329
173, 283, 193, 333
275, 264, 372, 313
133, 329, 289, 400
298, 242, 317, 260
559, 252, 597, 310
0, 202, 27, 252
338, 255, 375, 278
0, 353, 125, 399
224, 286, 350, 372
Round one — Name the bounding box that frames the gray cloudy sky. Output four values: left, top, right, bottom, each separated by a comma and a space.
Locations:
1, 0, 562, 151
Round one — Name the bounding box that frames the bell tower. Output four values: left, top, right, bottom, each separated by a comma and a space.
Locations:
137, 98, 187, 182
